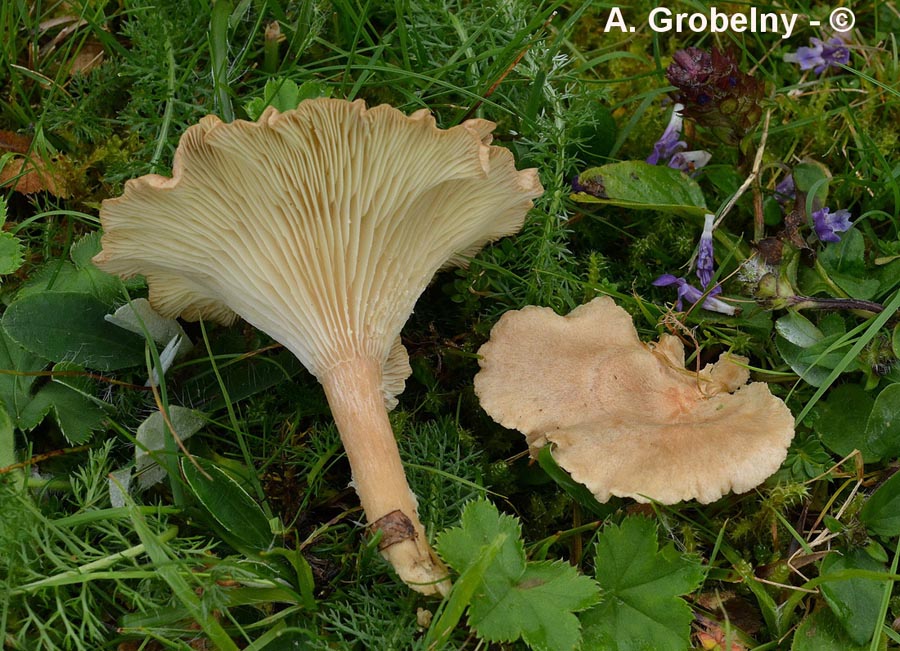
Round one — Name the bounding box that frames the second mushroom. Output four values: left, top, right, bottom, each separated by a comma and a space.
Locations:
94, 98, 543, 594
475, 297, 795, 505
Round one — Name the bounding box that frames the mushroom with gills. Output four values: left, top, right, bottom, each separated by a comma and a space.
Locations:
474, 297, 795, 505
94, 98, 543, 595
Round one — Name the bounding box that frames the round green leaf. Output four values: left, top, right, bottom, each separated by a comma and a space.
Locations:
818, 549, 886, 645
1, 292, 145, 371
791, 608, 871, 651
864, 384, 900, 461
860, 469, 900, 537
792, 161, 831, 207
813, 384, 876, 461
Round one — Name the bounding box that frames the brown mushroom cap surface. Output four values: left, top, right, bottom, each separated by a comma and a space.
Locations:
474, 297, 795, 504
95, 98, 543, 594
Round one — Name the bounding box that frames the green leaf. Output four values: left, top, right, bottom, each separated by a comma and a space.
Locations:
818, 230, 880, 300
182, 456, 275, 554
581, 517, 705, 651
0, 331, 106, 443
776, 311, 827, 348
19, 376, 106, 444
15, 260, 116, 304
536, 446, 614, 518
863, 384, 900, 461
813, 384, 875, 461
0, 404, 12, 466
791, 608, 872, 651
0, 404, 20, 488
69, 231, 103, 269
244, 78, 330, 120
426, 532, 508, 649
15, 233, 124, 304
473, 561, 598, 651
0, 325, 46, 424
775, 312, 856, 387
106, 298, 191, 357
792, 161, 830, 207
813, 384, 900, 463
0, 231, 25, 276
572, 161, 708, 219
135, 407, 207, 489
2, 292, 145, 371
436, 500, 599, 651
182, 349, 304, 412
437, 499, 523, 576
818, 549, 887, 645
860, 470, 900, 537
566, 106, 617, 165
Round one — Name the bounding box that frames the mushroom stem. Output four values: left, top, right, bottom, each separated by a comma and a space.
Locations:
321, 356, 451, 596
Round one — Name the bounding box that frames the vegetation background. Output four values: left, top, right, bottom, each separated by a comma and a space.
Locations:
1, 1, 899, 649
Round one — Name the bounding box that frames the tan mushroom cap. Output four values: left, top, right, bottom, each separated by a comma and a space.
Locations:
94, 98, 542, 405
474, 297, 795, 505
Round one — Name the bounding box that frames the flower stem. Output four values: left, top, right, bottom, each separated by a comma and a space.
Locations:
788, 295, 884, 315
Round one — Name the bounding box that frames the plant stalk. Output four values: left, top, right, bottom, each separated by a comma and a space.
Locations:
321, 357, 450, 596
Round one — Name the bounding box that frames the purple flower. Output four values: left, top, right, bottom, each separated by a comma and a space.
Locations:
812, 207, 853, 242
647, 104, 687, 165
666, 46, 764, 145
784, 37, 850, 74
696, 213, 715, 288
652, 274, 736, 315
668, 150, 712, 173
775, 174, 795, 205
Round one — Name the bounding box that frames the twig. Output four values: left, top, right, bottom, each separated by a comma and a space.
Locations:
0, 445, 90, 474
0, 368, 151, 391
147, 371, 211, 481
714, 108, 772, 230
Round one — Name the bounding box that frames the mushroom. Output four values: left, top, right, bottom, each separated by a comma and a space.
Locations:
474, 297, 794, 504
94, 98, 543, 594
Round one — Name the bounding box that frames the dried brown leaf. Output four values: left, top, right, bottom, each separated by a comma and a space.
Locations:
0, 155, 70, 197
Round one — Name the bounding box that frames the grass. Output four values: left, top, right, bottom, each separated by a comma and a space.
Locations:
2, 0, 900, 649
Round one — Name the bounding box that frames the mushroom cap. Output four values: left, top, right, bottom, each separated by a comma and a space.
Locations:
474, 297, 795, 504
94, 99, 542, 402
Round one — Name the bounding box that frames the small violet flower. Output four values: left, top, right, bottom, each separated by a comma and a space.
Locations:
812, 207, 853, 243
646, 103, 712, 173
784, 37, 850, 74
646, 103, 687, 165
669, 150, 712, 174
696, 213, 715, 289
652, 274, 736, 316
774, 174, 795, 205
